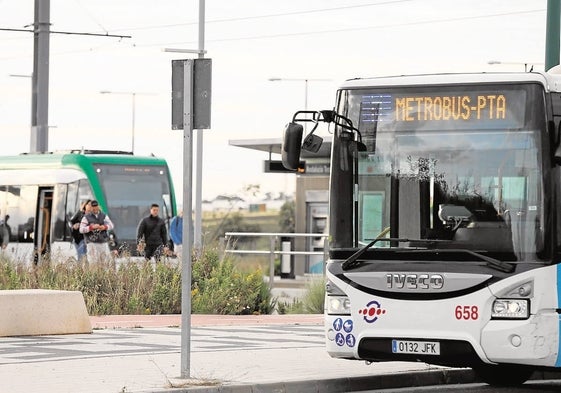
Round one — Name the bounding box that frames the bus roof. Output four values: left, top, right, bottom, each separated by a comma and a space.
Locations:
339, 70, 561, 92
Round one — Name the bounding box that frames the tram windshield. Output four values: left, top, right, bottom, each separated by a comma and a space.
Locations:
94, 164, 173, 244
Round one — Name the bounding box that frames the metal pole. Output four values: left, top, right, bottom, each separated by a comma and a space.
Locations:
31, 0, 50, 153
194, 0, 205, 249
180, 60, 194, 379
304, 79, 308, 112
100, 91, 155, 153
198, 0, 205, 59
304, 79, 308, 132
269, 236, 276, 290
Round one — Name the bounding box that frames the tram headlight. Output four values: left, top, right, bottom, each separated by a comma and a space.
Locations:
491, 298, 529, 320
327, 295, 351, 315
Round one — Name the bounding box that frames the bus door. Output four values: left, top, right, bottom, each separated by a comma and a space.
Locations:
35, 187, 53, 263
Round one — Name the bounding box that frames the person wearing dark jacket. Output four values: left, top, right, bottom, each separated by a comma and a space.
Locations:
70, 199, 91, 260
136, 203, 168, 261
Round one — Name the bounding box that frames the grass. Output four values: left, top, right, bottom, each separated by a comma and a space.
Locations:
277, 277, 325, 314
0, 246, 275, 315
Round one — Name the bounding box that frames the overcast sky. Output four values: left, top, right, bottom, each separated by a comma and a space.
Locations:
0, 0, 549, 199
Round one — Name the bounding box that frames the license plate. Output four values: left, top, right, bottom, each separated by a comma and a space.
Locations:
392, 339, 440, 355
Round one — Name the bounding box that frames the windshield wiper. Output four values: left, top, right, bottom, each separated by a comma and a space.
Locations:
435, 248, 515, 273
341, 237, 448, 271
341, 238, 515, 273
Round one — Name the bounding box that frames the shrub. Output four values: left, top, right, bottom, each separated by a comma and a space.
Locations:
277, 277, 325, 314
0, 246, 275, 316
191, 255, 274, 315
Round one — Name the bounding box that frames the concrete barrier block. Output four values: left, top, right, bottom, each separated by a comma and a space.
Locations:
0, 289, 92, 336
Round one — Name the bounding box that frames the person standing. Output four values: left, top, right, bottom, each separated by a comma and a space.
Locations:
70, 199, 91, 260
0, 214, 10, 251
169, 210, 183, 259
137, 203, 168, 261
79, 200, 114, 262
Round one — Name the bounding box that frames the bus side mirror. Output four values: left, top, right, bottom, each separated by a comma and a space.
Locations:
281, 122, 303, 170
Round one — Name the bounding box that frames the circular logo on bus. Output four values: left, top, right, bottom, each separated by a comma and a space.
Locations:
359, 300, 387, 323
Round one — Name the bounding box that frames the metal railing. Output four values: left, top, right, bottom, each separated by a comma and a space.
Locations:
223, 232, 329, 289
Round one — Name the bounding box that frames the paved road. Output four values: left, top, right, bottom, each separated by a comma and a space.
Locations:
0, 323, 325, 366
0, 314, 464, 393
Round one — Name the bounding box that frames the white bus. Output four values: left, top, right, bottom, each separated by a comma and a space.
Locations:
282, 69, 561, 385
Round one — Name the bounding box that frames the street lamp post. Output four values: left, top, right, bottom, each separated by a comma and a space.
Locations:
268, 78, 331, 132
100, 91, 155, 153
268, 77, 331, 112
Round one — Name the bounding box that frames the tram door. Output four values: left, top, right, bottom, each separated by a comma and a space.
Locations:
35, 187, 53, 264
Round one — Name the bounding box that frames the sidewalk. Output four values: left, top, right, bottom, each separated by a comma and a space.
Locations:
1, 314, 476, 393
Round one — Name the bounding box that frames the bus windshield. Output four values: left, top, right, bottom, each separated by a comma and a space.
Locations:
335, 83, 547, 261
94, 164, 173, 245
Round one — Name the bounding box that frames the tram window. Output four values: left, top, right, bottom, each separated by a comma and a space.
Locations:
0, 186, 16, 242
78, 180, 94, 203
66, 181, 80, 219
53, 184, 68, 241
2, 186, 38, 243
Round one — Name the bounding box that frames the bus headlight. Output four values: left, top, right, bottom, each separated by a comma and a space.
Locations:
491, 299, 529, 319
327, 295, 351, 315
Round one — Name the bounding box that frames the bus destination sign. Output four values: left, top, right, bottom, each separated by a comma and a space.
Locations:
395, 94, 507, 122
360, 89, 527, 130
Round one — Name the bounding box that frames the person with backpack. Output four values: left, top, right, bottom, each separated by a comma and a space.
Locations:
136, 203, 168, 261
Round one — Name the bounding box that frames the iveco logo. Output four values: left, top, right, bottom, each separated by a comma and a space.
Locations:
386, 274, 444, 290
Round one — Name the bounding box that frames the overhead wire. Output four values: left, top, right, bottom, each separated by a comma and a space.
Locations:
71, 0, 110, 34
105, 0, 415, 33
0, 4, 546, 60
145, 8, 546, 48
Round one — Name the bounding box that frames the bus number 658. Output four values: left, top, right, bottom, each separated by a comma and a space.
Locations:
455, 305, 479, 320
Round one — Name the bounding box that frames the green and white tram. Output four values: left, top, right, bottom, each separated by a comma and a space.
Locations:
0, 150, 176, 262
282, 69, 561, 385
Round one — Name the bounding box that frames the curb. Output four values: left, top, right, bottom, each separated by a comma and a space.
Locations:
147, 368, 477, 393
